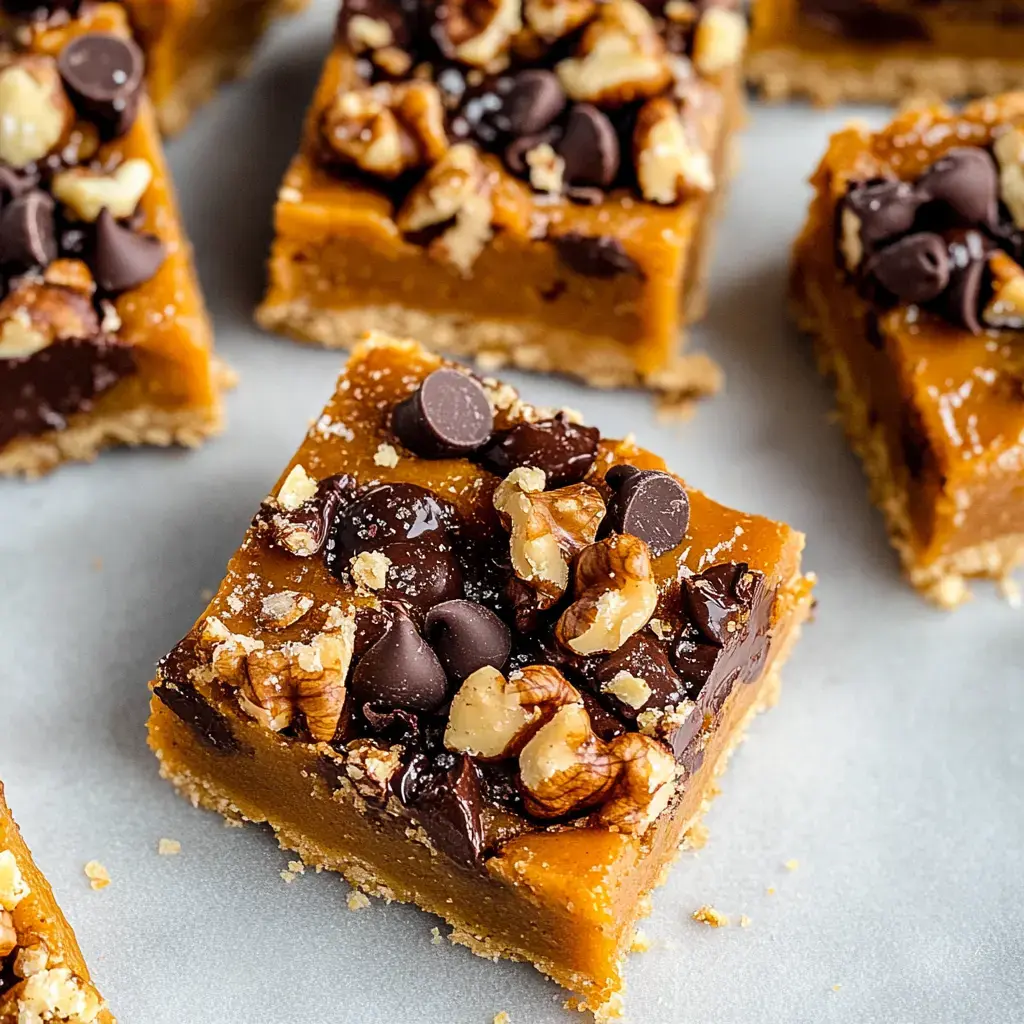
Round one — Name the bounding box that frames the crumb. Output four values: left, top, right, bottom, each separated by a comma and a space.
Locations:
90, 557, 103, 571
84, 860, 110, 891
831, 984, 842, 993
280, 870, 296, 883
999, 575, 1022, 609
157, 838, 181, 856
630, 930, 651, 953
493, 1013, 511, 1024
766, 886, 776, 895
347, 890, 371, 911
739, 914, 752, 928
430, 927, 443, 945
373, 442, 400, 468
288, 860, 304, 875
692, 905, 729, 928
784, 858, 800, 871
200, 588, 214, 601
684, 821, 710, 851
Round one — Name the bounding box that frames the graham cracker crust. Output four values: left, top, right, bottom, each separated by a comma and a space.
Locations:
748, 49, 1024, 106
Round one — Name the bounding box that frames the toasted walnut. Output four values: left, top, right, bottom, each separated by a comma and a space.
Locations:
444, 663, 580, 758
995, 127, 1024, 230
596, 730, 676, 833
13, 941, 49, 979
240, 615, 355, 741
275, 464, 318, 511
396, 143, 495, 275
601, 670, 651, 710
321, 81, 447, 179
526, 142, 565, 194
438, 0, 522, 68
0, 278, 101, 360
493, 467, 606, 607
0, 57, 73, 168
198, 616, 264, 688
0, 967, 103, 1024
258, 590, 314, 630
691, 6, 747, 76
634, 97, 713, 204
0, 851, 29, 912
350, 550, 391, 590
555, 0, 671, 106
839, 203, 864, 271
344, 738, 404, 802
43, 259, 95, 296
556, 534, 658, 655
982, 250, 1024, 328
0, 910, 15, 959
346, 13, 395, 50
52, 158, 153, 222
523, 0, 595, 40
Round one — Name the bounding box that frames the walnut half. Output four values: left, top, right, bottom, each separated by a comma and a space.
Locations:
634, 97, 713, 205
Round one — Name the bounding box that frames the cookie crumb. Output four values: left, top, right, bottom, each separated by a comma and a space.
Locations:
84, 860, 110, 890
280, 870, 296, 883
493, 1013, 511, 1024
157, 838, 181, 856
784, 858, 799, 871
999, 575, 1022, 609
739, 914, 752, 928
692, 904, 729, 928
430, 927, 443, 945
373, 442, 400, 468
831, 984, 842, 993
766, 886, 776, 895
347, 890, 371, 911
288, 860, 304, 874
630, 929, 651, 952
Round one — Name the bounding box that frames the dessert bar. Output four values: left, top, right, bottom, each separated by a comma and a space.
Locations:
0, 3, 224, 477
748, 1, 1024, 106
257, 0, 748, 400
0, 782, 114, 1024
148, 332, 813, 1016
792, 95, 1024, 605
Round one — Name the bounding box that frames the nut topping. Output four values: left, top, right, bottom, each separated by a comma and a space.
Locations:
198, 616, 264, 688
596, 730, 676, 833
493, 466, 606, 607
275, 464, 318, 511
0, 850, 28, 911
0, 58, 73, 169
258, 590, 315, 631
556, 534, 658, 655
691, 6, 747, 77
523, 0, 595, 41
995, 126, 1024, 230
439, 0, 523, 69
634, 96, 713, 204
982, 250, 1024, 329
52, 158, 153, 222
0, 910, 16, 959
344, 738, 404, 802
0, 276, 101, 360
0, 967, 103, 1024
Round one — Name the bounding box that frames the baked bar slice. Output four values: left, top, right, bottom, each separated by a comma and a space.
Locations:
0, 782, 114, 1024
256, 0, 748, 400
0, 3, 224, 478
748, 0, 1024, 105
792, 95, 1024, 606
148, 332, 814, 1017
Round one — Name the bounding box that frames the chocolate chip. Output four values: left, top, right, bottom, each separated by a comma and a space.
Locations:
92, 209, 165, 293
916, 147, 997, 227
0, 191, 55, 270
331, 483, 456, 556
580, 691, 627, 741
593, 632, 684, 722
604, 465, 689, 557
866, 232, 950, 304
349, 608, 448, 712
501, 70, 565, 136
423, 599, 511, 682
391, 368, 493, 458
553, 232, 643, 279
556, 104, 620, 188
843, 179, 921, 251
58, 32, 145, 138
670, 621, 720, 691
412, 754, 486, 866
478, 412, 599, 487
936, 229, 992, 334
152, 680, 240, 754
377, 538, 464, 612
684, 563, 759, 647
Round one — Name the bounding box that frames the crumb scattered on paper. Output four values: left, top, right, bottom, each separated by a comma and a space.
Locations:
739, 914, 752, 928
430, 927, 443, 945
785, 858, 800, 871
157, 838, 181, 856
766, 886, 776, 895
288, 860, 304, 875
347, 890, 370, 911
630, 930, 651, 953
280, 870, 296, 883
692, 905, 729, 928
493, 1013, 511, 1024
999, 576, 1022, 609
84, 860, 110, 890
832, 984, 842, 993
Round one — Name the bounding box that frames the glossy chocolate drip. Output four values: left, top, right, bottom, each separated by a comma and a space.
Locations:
0, 337, 135, 448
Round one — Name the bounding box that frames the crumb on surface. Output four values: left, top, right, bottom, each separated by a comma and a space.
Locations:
157, 838, 181, 856
766, 886, 776, 895
430, 927, 443, 945
999, 575, 1022, 609
493, 1013, 511, 1024
347, 890, 371, 911
288, 860, 304, 874
692, 904, 729, 928
739, 914, 752, 928
784, 858, 800, 871
84, 860, 110, 891
630, 930, 651, 953
200, 588, 214, 601
832, 984, 842, 993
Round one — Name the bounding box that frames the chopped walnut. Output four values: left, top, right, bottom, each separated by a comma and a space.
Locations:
13, 941, 49, 979
0, 278, 101, 360
596, 730, 676, 832
0, 850, 29, 911
52, 158, 153, 222
0, 57, 73, 168
350, 550, 391, 590
198, 615, 264, 688
373, 442, 400, 467
600, 670, 651, 709
321, 81, 448, 179
0, 910, 16, 959
556, 0, 671, 106
258, 590, 314, 630
438, 0, 523, 68
982, 250, 1024, 328
43, 259, 95, 296
346, 13, 394, 50
344, 738, 404, 802
556, 534, 658, 655
691, 6, 747, 76
634, 96, 713, 204
274, 464, 318, 511
838, 204, 863, 271
493, 467, 606, 607
523, 0, 595, 40
995, 127, 1024, 230
0, 967, 103, 1024
526, 142, 565, 194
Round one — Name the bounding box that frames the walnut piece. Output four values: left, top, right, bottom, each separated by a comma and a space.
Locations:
198, 615, 264, 688
444, 663, 580, 758
523, 0, 595, 41
13, 940, 48, 979
43, 259, 95, 296
634, 96, 713, 204
0, 910, 16, 959
52, 158, 153, 222
350, 550, 391, 590
838, 204, 863, 271
0, 278, 101, 360
995, 127, 1024, 230
493, 467, 606, 607
396, 143, 495, 275
321, 81, 447, 179
274, 464, 318, 511
596, 730, 676, 832
0, 58, 73, 169
344, 738, 404, 802
439, 0, 523, 68
526, 142, 565, 194
982, 250, 1024, 328
556, 0, 671, 106
691, 6, 747, 76
0, 967, 103, 1024
258, 590, 314, 630
556, 534, 658, 655
601, 670, 651, 709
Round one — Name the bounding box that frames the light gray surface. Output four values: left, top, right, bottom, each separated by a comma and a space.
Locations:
2, 5, 1023, 1022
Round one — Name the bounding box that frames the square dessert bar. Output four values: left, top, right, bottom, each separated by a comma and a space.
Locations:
748, 0, 1024, 106
148, 333, 814, 1016
792, 95, 1024, 606
0, 782, 114, 1024
0, 3, 224, 477
257, 0, 748, 398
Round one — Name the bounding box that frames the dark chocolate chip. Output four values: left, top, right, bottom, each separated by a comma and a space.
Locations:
592, 632, 684, 722
866, 232, 950, 304
349, 608, 448, 712
57, 32, 145, 138
916, 147, 997, 227
0, 191, 56, 270
477, 412, 600, 487
391, 368, 493, 458
377, 538, 464, 612
552, 232, 643, 279
412, 754, 486, 866
92, 209, 165, 293
843, 179, 921, 252
501, 69, 566, 136
580, 691, 627, 741
670, 621, 721, 692
152, 681, 240, 754
556, 104, 620, 188
361, 704, 420, 743
423, 599, 511, 682
936, 229, 992, 334
604, 465, 689, 557
684, 563, 755, 647
331, 483, 456, 556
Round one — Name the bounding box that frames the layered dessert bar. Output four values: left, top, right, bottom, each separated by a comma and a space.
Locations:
3, 0, 307, 135
257, 0, 748, 398
792, 96, 1024, 606
0, 783, 114, 1024
748, 1, 1024, 105
148, 332, 814, 1016
0, 3, 224, 477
